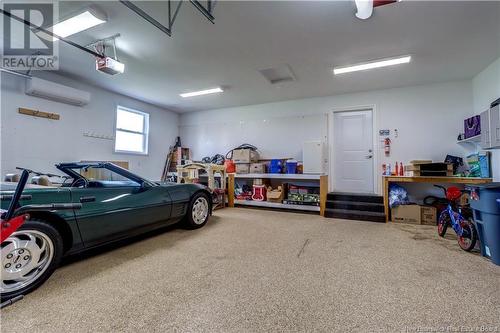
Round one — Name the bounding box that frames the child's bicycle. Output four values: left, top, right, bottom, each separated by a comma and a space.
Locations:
434, 185, 477, 252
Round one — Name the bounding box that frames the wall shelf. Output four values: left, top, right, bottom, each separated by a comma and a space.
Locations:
457, 134, 481, 144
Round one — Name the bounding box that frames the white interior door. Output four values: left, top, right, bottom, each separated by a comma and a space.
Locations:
332, 110, 374, 193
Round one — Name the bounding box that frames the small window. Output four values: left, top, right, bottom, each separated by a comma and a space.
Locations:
114, 106, 149, 154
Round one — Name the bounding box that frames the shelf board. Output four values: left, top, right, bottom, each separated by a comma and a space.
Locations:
234, 173, 323, 180
234, 199, 320, 212
457, 135, 481, 144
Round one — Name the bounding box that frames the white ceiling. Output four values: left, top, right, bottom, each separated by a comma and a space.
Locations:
29, 1, 500, 112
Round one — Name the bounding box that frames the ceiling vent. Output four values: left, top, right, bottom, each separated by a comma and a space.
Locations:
258, 64, 296, 85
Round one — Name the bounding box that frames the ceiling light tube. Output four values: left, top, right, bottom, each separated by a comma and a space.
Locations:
333, 55, 411, 75
180, 87, 223, 98
51, 9, 106, 40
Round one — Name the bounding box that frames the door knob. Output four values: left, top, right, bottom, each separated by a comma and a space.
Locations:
365, 155, 373, 159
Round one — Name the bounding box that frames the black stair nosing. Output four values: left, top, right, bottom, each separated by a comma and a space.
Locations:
327, 193, 383, 204
329, 191, 380, 196
324, 208, 386, 222
325, 200, 384, 212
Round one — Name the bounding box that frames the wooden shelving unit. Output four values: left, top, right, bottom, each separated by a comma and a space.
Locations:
228, 173, 328, 216
382, 175, 493, 222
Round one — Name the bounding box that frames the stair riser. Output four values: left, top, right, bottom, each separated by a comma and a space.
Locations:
326, 201, 384, 212
325, 211, 386, 223
327, 194, 383, 204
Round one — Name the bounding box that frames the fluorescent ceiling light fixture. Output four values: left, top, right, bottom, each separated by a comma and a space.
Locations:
51, 10, 106, 39
333, 55, 411, 75
180, 87, 223, 98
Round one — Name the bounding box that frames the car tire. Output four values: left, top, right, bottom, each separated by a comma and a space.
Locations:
183, 192, 211, 229
1, 219, 63, 301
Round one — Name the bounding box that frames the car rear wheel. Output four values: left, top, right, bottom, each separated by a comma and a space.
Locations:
183, 192, 211, 229
1, 219, 63, 301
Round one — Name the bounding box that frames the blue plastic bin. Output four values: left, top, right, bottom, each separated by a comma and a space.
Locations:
286, 160, 297, 174
269, 159, 282, 174
470, 186, 500, 265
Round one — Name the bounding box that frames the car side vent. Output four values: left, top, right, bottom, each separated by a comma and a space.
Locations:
172, 203, 187, 217
258, 64, 296, 85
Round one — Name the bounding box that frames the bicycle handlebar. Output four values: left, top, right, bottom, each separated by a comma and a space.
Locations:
433, 185, 447, 196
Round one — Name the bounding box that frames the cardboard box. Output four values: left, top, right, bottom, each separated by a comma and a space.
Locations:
392, 205, 421, 224
267, 186, 284, 203
235, 163, 250, 174
421, 206, 437, 225
232, 149, 259, 163
249, 162, 266, 174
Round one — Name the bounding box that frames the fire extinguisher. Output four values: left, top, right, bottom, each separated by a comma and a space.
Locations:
384, 138, 391, 157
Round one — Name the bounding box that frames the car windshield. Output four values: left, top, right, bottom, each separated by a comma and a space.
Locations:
67, 165, 145, 188
56, 163, 157, 188
76, 166, 130, 182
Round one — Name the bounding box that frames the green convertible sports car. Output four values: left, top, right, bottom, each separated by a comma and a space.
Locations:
0, 162, 212, 300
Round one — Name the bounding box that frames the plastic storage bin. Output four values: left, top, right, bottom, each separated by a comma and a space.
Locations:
470, 186, 500, 265
269, 159, 282, 174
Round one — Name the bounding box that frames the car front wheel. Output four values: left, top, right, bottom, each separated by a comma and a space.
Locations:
1, 219, 63, 301
184, 192, 211, 229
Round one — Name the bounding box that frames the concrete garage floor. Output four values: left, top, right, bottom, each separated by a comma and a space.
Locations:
1, 208, 499, 332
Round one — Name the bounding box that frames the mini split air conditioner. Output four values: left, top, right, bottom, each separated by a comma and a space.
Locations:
26, 77, 91, 106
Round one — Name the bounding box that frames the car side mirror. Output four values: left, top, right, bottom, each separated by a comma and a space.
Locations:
138, 182, 150, 192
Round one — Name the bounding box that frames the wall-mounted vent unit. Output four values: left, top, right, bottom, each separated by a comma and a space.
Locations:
258, 64, 296, 85
26, 77, 91, 106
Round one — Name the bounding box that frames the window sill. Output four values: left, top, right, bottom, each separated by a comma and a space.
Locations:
114, 150, 149, 156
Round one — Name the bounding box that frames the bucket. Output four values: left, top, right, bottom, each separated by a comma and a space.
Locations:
286, 160, 298, 174
224, 159, 235, 173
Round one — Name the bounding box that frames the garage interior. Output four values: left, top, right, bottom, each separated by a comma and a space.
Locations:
1, 1, 499, 332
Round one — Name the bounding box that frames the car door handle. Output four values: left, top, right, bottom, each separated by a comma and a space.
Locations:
80, 196, 96, 203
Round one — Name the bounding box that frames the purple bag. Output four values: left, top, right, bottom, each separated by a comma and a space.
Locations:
464, 115, 481, 139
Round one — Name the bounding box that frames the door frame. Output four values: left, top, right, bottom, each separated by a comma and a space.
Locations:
327, 105, 379, 194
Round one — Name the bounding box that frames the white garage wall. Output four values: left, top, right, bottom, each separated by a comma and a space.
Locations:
472, 56, 500, 182
180, 80, 474, 192
0, 72, 178, 180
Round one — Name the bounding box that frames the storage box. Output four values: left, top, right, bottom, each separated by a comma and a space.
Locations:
249, 162, 266, 174
232, 149, 259, 163
392, 205, 421, 224
420, 206, 437, 225
267, 186, 284, 203
235, 163, 250, 174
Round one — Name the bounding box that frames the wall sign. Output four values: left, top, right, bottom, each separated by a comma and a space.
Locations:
379, 129, 390, 136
